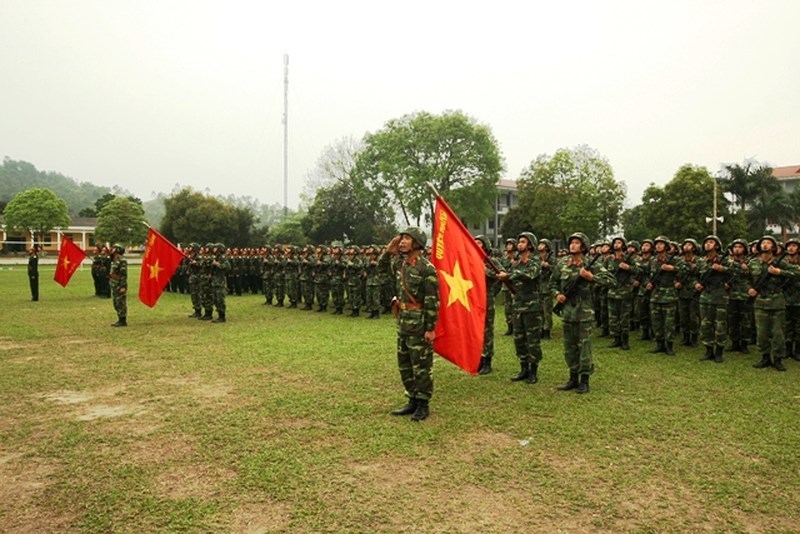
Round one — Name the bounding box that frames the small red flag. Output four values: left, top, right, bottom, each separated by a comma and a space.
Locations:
53, 236, 87, 287
431, 195, 487, 375
138, 228, 185, 308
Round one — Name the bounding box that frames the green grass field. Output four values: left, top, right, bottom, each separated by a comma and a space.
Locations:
1, 265, 798, 532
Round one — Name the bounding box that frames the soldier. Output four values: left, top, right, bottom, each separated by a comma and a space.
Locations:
272, 246, 286, 307
497, 232, 543, 384
636, 239, 654, 340
627, 240, 642, 331
694, 235, 732, 363
677, 238, 701, 347
538, 238, 555, 339
475, 236, 500, 375
210, 243, 230, 323
329, 241, 346, 315
313, 245, 331, 312
285, 245, 301, 308
646, 236, 684, 355
500, 238, 517, 336
300, 245, 316, 310
344, 244, 364, 317
596, 239, 612, 336
784, 238, 800, 361
726, 239, 753, 353
364, 245, 382, 319
551, 232, 615, 394
186, 243, 203, 318
260, 246, 274, 305
606, 237, 638, 350
379, 227, 439, 422
748, 235, 797, 371
91, 245, 104, 297
108, 244, 128, 327
199, 243, 215, 320
28, 245, 39, 301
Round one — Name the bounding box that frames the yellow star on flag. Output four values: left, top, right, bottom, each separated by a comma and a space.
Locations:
440, 260, 474, 311
62, 257, 70, 269
148, 259, 164, 281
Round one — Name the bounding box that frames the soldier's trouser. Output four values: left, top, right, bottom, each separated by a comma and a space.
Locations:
189, 277, 202, 310
212, 284, 226, 313
315, 281, 330, 307
678, 297, 700, 335
784, 305, 800, 344
397, 333, 433, 400
302, 280, 314, 305
563, 319, 594, 376
608, 296, 632, 336
262, 277, 273, 302
700, 300, 727, 347
29, 275, 38, 300
541, 294, 553, 332
755, 307, 785, 361
598, 292, 609, 328
287, 277, 300, 304
651, 301, 676, 342
348, 283, 362, 310
727, 298, 751, 343
366, 285, 381, 312
503, 291, 514, 327
274, 277, 286, 303
201, 280, 213, 310
482, 305, 495, 358
113, 290, 127, 317
331, 282, 345, 309
513, 309, 543, 364
638, 295, 651, 332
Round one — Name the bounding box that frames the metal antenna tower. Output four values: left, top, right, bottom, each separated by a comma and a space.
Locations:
282, 54, 289, 217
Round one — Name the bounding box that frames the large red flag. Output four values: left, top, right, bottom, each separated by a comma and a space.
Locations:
139, 228, 185, 308
431, 195, 487, 375
53, 236, 87, 287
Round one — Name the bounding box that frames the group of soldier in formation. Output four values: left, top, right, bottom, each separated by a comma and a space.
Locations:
75, 229, 797, 422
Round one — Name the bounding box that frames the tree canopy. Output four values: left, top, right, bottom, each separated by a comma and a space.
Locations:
160, 188, 257, 247
515, 145, 625, 242
93, 197, 149, 246
354, 110, 503, 226
2, 188, 70, 245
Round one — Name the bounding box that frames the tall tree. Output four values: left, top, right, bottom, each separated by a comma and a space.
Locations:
516, 145, 626, 242
304, 181, 396, 244
160, 188, 257, 246
2, 188, 70, 246
355, 110, 503, 226
94, 197, 149, 246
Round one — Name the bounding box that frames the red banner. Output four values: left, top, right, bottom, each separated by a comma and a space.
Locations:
431, 195, 487, 375
138, 228, 185, 308
53, 236, 87, 287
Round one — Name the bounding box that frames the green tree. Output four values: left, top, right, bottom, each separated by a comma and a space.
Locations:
2, 188, 70, 246
94, 197, 149, 246
304, 181, 396, 244
516, 145, 625, 242
498, 206, 533, 244
268, 212, 308, 245
620, 204, 656, 244
160, 188, 257, 246
355, 110, 503, 226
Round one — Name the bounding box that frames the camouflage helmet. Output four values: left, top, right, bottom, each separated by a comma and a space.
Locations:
611, 236, 627, 249
474, 235, 492, 253
539, 238, 553, 251
504, 237, 517, 245
757, 235, 779, 253
597, 237, 611, 247
400, 226, 427, 248
330, 240, 344, 249
642, 238, 655, 247
189, 242, 201, 251
204, 242, 215, 249
654, 235, 670, 246
703, 235, 722, 251
517, 232, 538, 250
785, 237, 800, 248
215, 243, 226, 252
112, 243, 125, 255
628, 240, 641, 251
682, 238, 700, 251
568, 232, 590, 253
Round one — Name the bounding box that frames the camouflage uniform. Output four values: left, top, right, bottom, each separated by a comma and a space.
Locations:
694, 236, 731, 362
186, 244, 203, 317
261, 248, 274, 305
210, 244, 230, 322
677, 239, 701, 346
726, 240, 753, 353
475, 236, 500, 374
285, 246, 301, 308
344, 246, 364, 317
91, 246, 104, 297
313, 246, 331, 312
636, 240, 654, 340
301, 247, 315, 310
500, 239, 517, 336
329, 243, 346, 314
379, 228, 439, 421
647, 237, 685, 354
783, 240, 800, 361
605, 237, 638, 349
108, 246, 128, 326
272, 247, 286, 306
538, 239, 555, 339
199, 244, 214, 320
364, 246, 382, 318
551, 232, 616, 393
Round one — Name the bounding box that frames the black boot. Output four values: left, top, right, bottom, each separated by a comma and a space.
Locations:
640, 328, 652, 341
774, 358, 787, 372
510, 360, 530, 381
793, 343, 800, 362
200, 309, 213, 321
504, 323, 513, 336
316, 305, 327, 313
349, 309, 359, 317
700, 345, 714, 361
601, 326, 610, 338
288, 302, 297, 309
391, 398, 418, 416
786, 342, 795, 361
111, 316, 127, 327
526, 362, 539, 384
727, 339, 740, 352
621, 333, 630, 351
212, 311, 226, 323
410, 399, 429, 421
274, 300, 284, 307
714, 345, 724, 363
753, 354, 772, 369
541, 330, 550, 340
302, 303, 313, 311
649, 340, 666, 354
682, 331, 691, 347
188, 308, 201, 318
664, 341, 675, 356
739, 341, 749, 354
575, 374, 590, 394
478, 356, 492, 375
608, 336, 622, 348
557, 372, 578, 391
690, 334, 698, 347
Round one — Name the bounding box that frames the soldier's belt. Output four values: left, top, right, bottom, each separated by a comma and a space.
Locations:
398, 302, 423, 311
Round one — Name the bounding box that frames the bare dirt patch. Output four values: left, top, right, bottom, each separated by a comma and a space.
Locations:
155, 463, 236, 500
75, 404, 144, 421
227, 501, 292, 533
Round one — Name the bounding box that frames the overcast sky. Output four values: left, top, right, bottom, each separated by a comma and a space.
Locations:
1, 0, 798, 211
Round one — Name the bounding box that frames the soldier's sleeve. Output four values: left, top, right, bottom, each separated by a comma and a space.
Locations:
509, 258, 541, 281
119, 261, 129, 289
591, 262, 616, 289
549, 259, 564, 297
423, 262, 439, 332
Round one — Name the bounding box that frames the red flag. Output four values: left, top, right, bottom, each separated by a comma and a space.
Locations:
53, 236, 87, 287
138, 228, 185, 308
431, 195, 487, 375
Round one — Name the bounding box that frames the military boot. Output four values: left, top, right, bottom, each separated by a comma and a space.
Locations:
774, 358, 787, 372
391, 398, 418, 416
792, 343, 800, 362
649, 340, 666, 354
410, 399, 429, 421
640, 328, 652, 341
111, 316, 127, 327
700, 345, 715, 361
608, 336, 622, 348
727, 339, 740, 352
714, 345, 724, 363
478, 357, 493, 375
510, 360, 530, 382
664, 341, 675, 356
188, 308, 201, 318
575, 374, 590, 394
601, 326, 610, 338
316, 304, 327, 313
557, 372, 578, 391
690, 334, 699, 347
349, 308, 359, 317
504, 323, 513, 336
334, 307, 343, 315
541, 330, 550, 340
621, 333, 630, 351
288, 302, 298, 309
274, 300, 284, 307
200, 309, 213, 321
302, 303, 313, 311
739, 341, 749, 354
526, 362, 539, 384
786, 342, 795, 361
212, 311, 226, 323
753, 354, 772, 369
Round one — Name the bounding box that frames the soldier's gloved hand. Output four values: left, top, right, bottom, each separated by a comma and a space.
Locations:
424, 330, 436, 344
